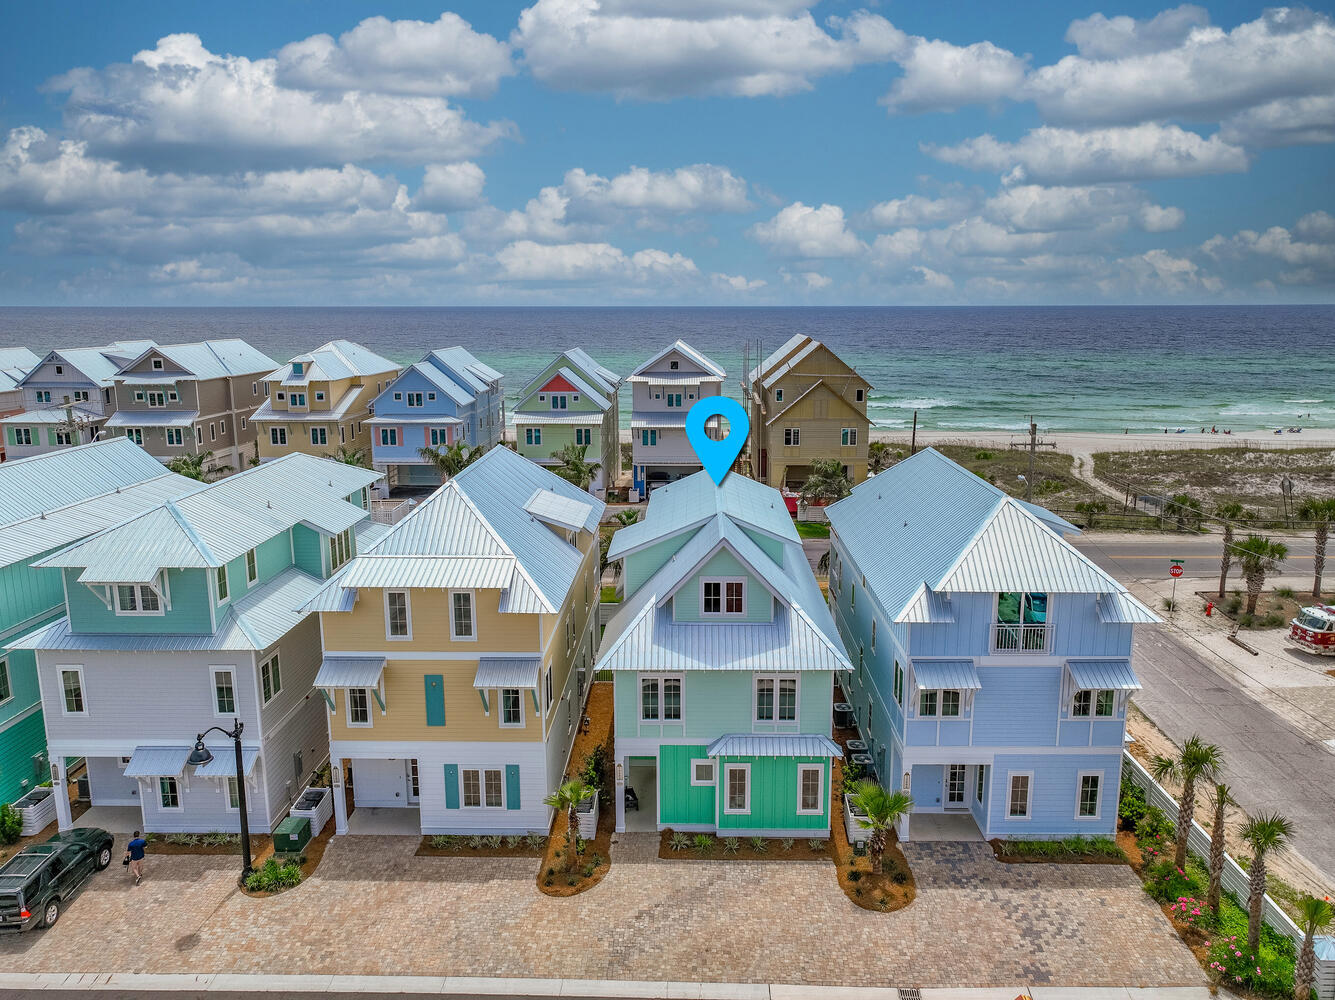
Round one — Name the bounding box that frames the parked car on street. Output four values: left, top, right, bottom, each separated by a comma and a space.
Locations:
0, 827, 115, 931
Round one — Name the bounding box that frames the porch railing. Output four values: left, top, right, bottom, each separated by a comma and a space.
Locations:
991, 622, 1053, 652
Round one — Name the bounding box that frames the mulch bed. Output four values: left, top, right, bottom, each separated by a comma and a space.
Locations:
416, 837, 544, 858
148, 834, 274, 856
830, 758, 915, 913
657, 830, 829, 861
988, 838, 1128, 865
240, 818, 335, 898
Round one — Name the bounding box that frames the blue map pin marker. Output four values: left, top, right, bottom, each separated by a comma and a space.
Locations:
685, 396, 749, 485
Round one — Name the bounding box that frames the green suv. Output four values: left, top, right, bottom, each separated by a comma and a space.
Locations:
0, 828, 115, 931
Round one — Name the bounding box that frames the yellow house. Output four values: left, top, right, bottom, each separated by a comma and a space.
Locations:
747, 335, 872, 490
303, 446, 604, 835
251, 340, 400, 463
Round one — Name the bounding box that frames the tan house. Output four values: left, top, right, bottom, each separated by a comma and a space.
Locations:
303, 446, 604, 836
252, 341, 400, 463
747, 335, 872, 490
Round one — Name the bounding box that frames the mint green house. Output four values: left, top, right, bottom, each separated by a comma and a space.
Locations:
600, 470, 849, 836
512, 349, 621, 495
0, 438, 197, 806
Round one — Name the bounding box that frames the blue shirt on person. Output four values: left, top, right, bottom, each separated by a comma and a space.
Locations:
127, 838, 147, 861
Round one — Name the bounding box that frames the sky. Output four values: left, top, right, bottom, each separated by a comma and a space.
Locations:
1, 0, 1334, 305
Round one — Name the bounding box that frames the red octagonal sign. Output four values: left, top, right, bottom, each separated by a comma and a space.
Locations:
1169, 564, 1183, 578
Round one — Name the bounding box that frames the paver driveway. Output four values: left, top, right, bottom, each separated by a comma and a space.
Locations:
0, 834, 1203, 988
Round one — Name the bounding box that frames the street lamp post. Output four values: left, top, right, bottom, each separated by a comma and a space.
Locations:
186, 721, 252, 880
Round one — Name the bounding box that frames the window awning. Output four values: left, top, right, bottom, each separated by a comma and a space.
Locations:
192, 746, 260, 778
1067, 659, 1141, 691
104, 410, 199, 428
314, 656, 386, 689
911, 659, 982, 691
472, 657, 541, 689
706, 734, 843, 758
122, 746, 191, 778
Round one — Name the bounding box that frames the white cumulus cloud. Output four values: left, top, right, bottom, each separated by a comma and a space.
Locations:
748, 202, 865, 257
415, 162, 487, 212
984, 184, 1184, 233
1064, 5, 1210, 59
881, 38, 1028, 114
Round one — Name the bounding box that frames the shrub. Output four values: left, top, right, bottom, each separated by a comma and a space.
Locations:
1275, 586, 1295, 599
203, 832, 236, 847
588, 853, 603, 869
1136, 805, 1175, 856
244, 857, 302, 892
1206, 933, 1294, 998
1259, 613, 1285, 628
580, 743, 611, 807
1162, 597, 1176, 612
430, 835, 453, 849
546, 867, 555, 877
526, 833, 546, 849
1145, 857, 1205, 904
974, 449, 995, 460
748, 837, 768, 853
1224, 595, 1242, 615
780, 838, 794, 851
669, 831, 691, 852
840, 758, 865, 797
582, 862, 597, 878
848, 869, 863, 882
466, 835, 483, 849
166, 833, 198, 846
807, 839, 827, 852
504, 835, 522, 849
891, 870, 908, 884
692, 833, 713, 854
484, 835, 502, 849
721, 837, 740, 854
0, 804, 22, 846
1118, 774, 1147, 830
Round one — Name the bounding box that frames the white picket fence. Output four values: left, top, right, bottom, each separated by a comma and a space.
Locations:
1122, 750, 1334, 998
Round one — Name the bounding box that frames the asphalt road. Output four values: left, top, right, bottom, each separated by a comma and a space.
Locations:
1073, 532, 1319, 583
10, 993, 647, 1000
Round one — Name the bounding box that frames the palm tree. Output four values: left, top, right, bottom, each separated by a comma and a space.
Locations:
1214, 501, 1246, 599
800, 459, 852, 507
418, 441, 479, 481
1207, 782, 1236, 917
324, 444, 370, 468
1296, 497, 1335, 599
550, 443, 602, 492
613, 509, 640, 527
1296, 894, 1334, 1000
850, 780, 913, 875
1149, 734, 1224, 870
543, 779, 596, 873
1241, 810, 1295, 954
1169, 493, 1204, 531
167, 450, 232, 482
867, 441, 895, 475
1235, 534, 1289, 615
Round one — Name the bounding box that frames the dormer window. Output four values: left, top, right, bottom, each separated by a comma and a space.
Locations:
152, 357, 164, 370
669, 360, 679, 370
115, 582, 164, 616
292, 362, 304, 375
702, 577, 745, 616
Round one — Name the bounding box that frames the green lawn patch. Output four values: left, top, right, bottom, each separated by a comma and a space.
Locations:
795, 521, 830, 539
599, 586, 620, 604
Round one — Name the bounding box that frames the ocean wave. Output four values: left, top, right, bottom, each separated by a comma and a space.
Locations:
1219, 402, 1332, 417
869, 418, 909, 429
934, 420, 1030, 431
1283, 399, 1324, 404
874, 397, 956, 410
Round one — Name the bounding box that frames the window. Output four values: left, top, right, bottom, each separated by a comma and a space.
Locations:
245, 548, 258, 583
1095, 689, 1116, 717
55, 431, 72, 446
152, 357, 164, 370
75, 390, 91, 402
213, 668, 235, 715
166, 428, 183, 446
893, 661, 903, 705
550, 394, 567, 410
797, 764, 824, 814
147, 391, 166, 407
14, 428, 31, 445
159, 776, 180, 809
406, 392, 424, 407
918, 690, 937, 717
277, 392, 286, 402
855, 388, 865, 402
348, 687, 371, 726
310, 427, 327, 446
702, 578, 745, 616
501, 688, 522, 726
209, 422, 216, 441
329, 528, 352, 572
260, 653, 281, 704
196, 425, 203, 443
1077, 772, 1102, 819
430, 427, 448, 446
976, 766, 986, 804
941, 689, 961, 717
691, 760, 715, 786
116, 583, 162, 615
525, 427, 541, 446
386, 591, 411, 639
60, 667, 85, 714
408, 760, 419, 798
640, 429, 657, 446
393, 392, 402, 401
871, 619, 877, 652
485, 769, 503, 807
640, 675, 682, 722
35, 390, 51, 403
1071, 690, 1092, 717
54, 365, 62, 374
449, 590, 474, 640
575, 427, 591, 446
252, 382, 258, 395
995, 591, 1048, 650
773, 388, 783, 402
460, 768, 504, 808
315, 391, 325, 402
666, 393, 682, 407
379, 428, 398, 447
427, 393, 435, 401
0, 658, 10, 706
124, 428, 143, 445
226, 776, 240, 810
784, 427, 800, 446
544, 667, 553, 712
270, 427, 287, 446
662, 676, 681, 720
291, 394, 306, 407
755, 674, 797, 722
724, 763, 750, 814
841, 427, 858, 446
1007, 773, 1032, 819
669, 360, 679, 370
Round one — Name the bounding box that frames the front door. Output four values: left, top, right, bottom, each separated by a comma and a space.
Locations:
946, 764, 967, 809
406, 759, 420, 804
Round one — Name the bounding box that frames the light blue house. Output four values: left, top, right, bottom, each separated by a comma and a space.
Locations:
368, 348, 504, 488
825, 448, 1160, 841
15, 453, 382, 834
601, 470, 849, 836
0, 438, 198, 807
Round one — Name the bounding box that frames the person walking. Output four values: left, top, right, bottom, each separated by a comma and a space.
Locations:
125, 830, 147, 885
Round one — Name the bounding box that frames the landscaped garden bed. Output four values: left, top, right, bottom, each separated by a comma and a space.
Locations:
830, 758, 915, 913
416, 833, 545, 858
657, 830, 828, 862
990, 835, 1126, 865
1197, 588, 1334, 631
147, 831, 271, 855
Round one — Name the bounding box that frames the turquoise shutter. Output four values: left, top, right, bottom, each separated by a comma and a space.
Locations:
505, 765, 520, 810
424, 674, 445, 727
443, 764, 459, 809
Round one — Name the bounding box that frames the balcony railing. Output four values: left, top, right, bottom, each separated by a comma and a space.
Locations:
991, 622, 1053, 652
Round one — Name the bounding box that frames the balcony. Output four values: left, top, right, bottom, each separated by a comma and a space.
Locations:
991, 622, 1053, 653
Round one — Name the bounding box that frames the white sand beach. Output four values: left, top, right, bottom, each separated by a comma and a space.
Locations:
867, 426, 1335, 454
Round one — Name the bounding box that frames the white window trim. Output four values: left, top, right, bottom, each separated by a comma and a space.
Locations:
1006, 770, 1034, 821
700, 576, 746, 617
1075, 769, 1104, 821
448, 589, 476, 642
722, 762, 751, 815
796, 763, 824, 815
215, 565, 230, 605
210, 667, 237, 719
58, 665, 87, 717
940, 688, 963, 718
753, 672, 799, 725
385, 590, 412, 641
245, 548, 258, 584
346, 687, 374, 728
499, 688, 525, 728
158, 776, 183, 811
690, 758, 715, 786
113, 579, 168, 617
460, 767, 507, 809
259, 653, 282, 705
638, 673, 684, 724
0, 657, 11, 708
223, 775, 241, 812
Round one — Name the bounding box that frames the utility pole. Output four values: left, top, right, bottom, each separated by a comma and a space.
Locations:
1026, 416, 1037, 502
910, 410, 918, 455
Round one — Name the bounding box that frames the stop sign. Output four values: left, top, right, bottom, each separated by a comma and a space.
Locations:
1169, 564, 1183, 578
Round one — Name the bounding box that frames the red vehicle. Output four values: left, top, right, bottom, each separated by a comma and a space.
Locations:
1289, 604, 1335, 655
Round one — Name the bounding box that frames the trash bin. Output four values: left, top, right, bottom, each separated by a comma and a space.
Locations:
273, 815, 311, 855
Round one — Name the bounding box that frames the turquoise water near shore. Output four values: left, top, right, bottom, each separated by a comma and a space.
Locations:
0, 305, 1330, 435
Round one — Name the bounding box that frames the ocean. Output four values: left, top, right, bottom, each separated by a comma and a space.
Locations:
0, 305, 1331, 435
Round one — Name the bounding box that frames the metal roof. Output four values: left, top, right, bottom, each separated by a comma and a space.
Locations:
334, 555, 516, 591
314, 656, 386, 688
747, 334, 807, 383
0, 347, 39, 376
562, 348, 619, 395
123, 746, 191, 778
427, 346, 502, 391
252, 389, 362, 422
116, 340, 277, 381
911, 659, 982, 691
512, 410, 601, 425
524, 488, 596, 533
628, 340, 726, 380
104, 409, 199, 428
265, 340, 396, 384
899, 584, 956, 624
0, 406, 103, 425
706, 734, 843, 758
1066, 659, 1140, 691
630, 411, 689, 429
760, 339, 822, 389
19, 343, 156, 388
192, 745, 260, 778
366, 414, 462, 426
473, 657, 541, 689
1097, 591, 1161, 624
553, 366, 610, 410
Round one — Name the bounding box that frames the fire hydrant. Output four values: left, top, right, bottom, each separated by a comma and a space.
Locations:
1205, 601, 1214, 617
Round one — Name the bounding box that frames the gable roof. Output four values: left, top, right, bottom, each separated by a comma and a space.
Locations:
18, 342, 158, 389
117, 339, 277, 381
265, 340, 397, 385
748, 335, 867, 390
305, 447, 604, 616
0, 347, 39, 391
826, 448, 1159, 625
764, 379, 866, 426
519, 348, 620, 401
628, 339, 726, 381
374, 347, 501, 409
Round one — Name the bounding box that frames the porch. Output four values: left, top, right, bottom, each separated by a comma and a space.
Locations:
347, 806, 423, 836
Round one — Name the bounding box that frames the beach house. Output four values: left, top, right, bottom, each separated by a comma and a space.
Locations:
0, 348, 39, 461
367, 348, 504, 488
1, 340, 156, 461
252, 341, 400, 465
600, 470, 849, 836
825, 448, 1160, 841
746, 335, 872, 490
627, 340, 726, 496
15, 455, 381, 834
106, 340, 278, 475
0, 439, 197, 809
513, 349, 621, 495
303, 446, 602, 836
